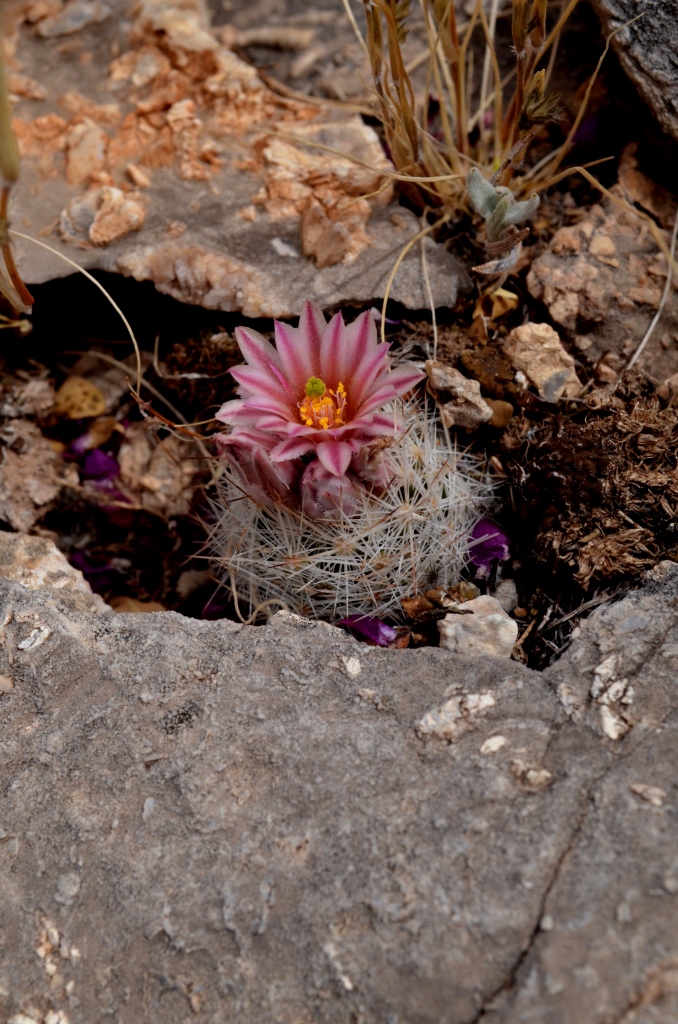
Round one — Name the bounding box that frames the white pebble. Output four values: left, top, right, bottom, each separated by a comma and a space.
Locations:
438, 596, 518, 658
342, 656, 362, 679
480, 734, 507, 755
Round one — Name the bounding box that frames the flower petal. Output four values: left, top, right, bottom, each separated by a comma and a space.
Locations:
298, 300, 326, 365
274, 320, 313, 392
319, 312, 347, 386
269, 437, 315, 461
350, 343, 392, 408
344, 309, 378, 379
235, 326, 283, 376
230, 366, 296, 408
316, 440, 353, 476
357, 365, 425, 415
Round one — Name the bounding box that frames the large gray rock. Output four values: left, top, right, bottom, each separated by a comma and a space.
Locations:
4, 0, 469, 317
592, 0, 678, 142
1, 559, 678, 1022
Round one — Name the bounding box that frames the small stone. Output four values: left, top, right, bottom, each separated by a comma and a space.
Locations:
630, 783, 666, 807
447, 581, 481, 603
343, 656, 362, 679
438, 596, 518, 658
17, 626, 52, 651
142, 797, 157, 820
663, 872, 678, 894
0, 675, 14, 693
484, 398, 514, 428
493, 579, 518, 614
540, 914, 554, 931
402, 595, 436, 618
480, 734, 506, 755
599, 705, 630, 741
616, 902, 632, 924
416, 692, 495, 741
54, 871, 81, 906
524, 767, 553, 790
425, 361, 493, 430
503, 323, 582, 403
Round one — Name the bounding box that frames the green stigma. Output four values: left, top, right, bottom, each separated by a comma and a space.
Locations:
304, 376, 326, 399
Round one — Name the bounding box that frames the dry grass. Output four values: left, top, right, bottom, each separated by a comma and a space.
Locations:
357, 0, 581, 213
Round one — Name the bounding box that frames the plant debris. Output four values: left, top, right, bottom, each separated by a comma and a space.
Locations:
502, 370, 678, 587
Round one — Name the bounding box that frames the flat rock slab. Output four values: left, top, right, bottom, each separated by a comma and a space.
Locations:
1, 563, 678, 1022
592, 0, 678, 143
4, 0, 469, 318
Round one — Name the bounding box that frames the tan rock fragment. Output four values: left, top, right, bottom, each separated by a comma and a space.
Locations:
630, 783, 666, 807
118, 422, 203, 516
0, 532, 107, 612
60, 186, 146, 246
438, 595, 518, 658
64, 117, 109, 185
0, 422, 79, 531
166, 99, 211, 181
527, 195, 678, 381
416, 691, 496, 741
89, 187, 146, 245
425, 361, 492, 430
503, 323, 582, 403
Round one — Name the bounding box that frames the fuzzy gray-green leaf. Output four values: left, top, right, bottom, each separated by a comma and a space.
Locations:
466, 168, 501, 219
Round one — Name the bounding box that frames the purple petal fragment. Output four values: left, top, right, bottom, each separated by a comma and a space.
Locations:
82, 449, 120, 481
469, 519, 511, 576
337, 614, 398, 646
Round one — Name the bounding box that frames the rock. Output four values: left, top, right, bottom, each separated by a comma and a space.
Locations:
484, 397, 514, 428
425, 360, 493, 430
3, 564, 678, 1020
502, 322, 582, 402
0, 531, 107, 613
117, 420, 205, 517
438, 594, 518, 656
6, 0, 470, 317
591, 0, 678, 142
493, 578, 518, 613
0, 419, 79, 531
528, 199, 678, 382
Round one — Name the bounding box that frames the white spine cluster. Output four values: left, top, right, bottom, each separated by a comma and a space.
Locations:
209, 399, 494, 621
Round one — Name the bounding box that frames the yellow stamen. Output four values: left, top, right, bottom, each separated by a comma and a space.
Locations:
299, 377, 347, 430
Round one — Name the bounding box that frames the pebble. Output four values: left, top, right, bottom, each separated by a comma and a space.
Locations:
416, 692, 495, 741
342, 656, 362, 678
438, 596, 518, 658
503, 322, 582, 403
480, 734, 506, 755
599, 705, 630, 741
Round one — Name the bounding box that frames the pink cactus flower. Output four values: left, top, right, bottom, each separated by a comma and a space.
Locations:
215, 302, 425, 516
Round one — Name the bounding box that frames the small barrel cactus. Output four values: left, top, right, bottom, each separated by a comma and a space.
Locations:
211, 303, 494, 620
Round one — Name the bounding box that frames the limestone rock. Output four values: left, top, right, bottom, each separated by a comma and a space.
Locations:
0, 531, 107, 613
527, 198, 678, 382
502, 322, 582, 402
425, 360, 492, 430
591, 0, 678, 142
437, 594, 518, 656
6, 0, 470, 317
3, 565, 678, 1020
